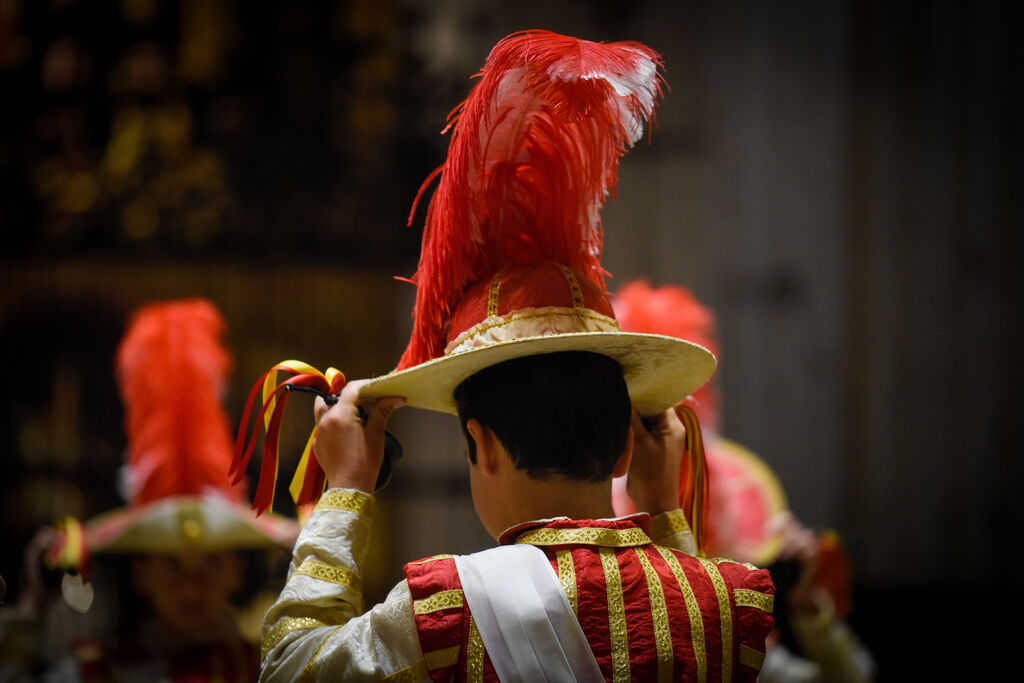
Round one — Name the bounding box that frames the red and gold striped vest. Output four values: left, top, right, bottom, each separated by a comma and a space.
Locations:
404, 516, 774, 682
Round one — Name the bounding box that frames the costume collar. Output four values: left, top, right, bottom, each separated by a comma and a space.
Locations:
498, 514, 653, 547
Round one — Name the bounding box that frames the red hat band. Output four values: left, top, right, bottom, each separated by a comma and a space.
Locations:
444, 263, 620, 356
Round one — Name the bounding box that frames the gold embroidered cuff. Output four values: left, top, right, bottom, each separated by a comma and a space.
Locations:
516, 526, 651, 548
734, 588, 774, 613
424, 645, 461, 670
739, 644, 766, 670
649, 509, 692, 541
413, 589, 464, 615
262, 616, 341, 660
381, 661, 429, 683
315, 489, 374, 516
296, 558, 362, 593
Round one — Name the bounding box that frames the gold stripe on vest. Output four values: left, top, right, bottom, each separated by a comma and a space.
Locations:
699, 558, 733, 681
556, 549, 578, 615
600, 547, 630, 683
413, 589, 464, 615
295, 558, 362, 594
656, 546, 706, 683
516, 526, 651, 548
634, 548, 674, 683
466, 615, 485, 683
734, 588, 774, 613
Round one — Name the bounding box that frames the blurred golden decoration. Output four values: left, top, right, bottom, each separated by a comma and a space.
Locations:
104, 108, 147, 179
151, 104, 192, 159
108, 41, 167, 94
41, 37, 90, 91
0, 0, 30, 71
178, 0, 237, 86
59, 172, 99, 214
123, 198, 158, 241
343, 0, 396, 41
118, 0, 159, 26
350, 98, 395, 141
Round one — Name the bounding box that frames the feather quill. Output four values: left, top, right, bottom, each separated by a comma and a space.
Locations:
399, 30, 664, 369
115, 299, 242, 506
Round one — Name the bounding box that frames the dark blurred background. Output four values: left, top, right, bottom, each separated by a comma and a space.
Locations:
1, 0, 1019, 678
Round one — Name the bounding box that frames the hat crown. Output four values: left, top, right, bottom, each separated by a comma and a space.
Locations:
445, 263, 620, 356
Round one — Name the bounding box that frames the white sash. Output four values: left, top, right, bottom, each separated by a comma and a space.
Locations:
453, 544, 605, 683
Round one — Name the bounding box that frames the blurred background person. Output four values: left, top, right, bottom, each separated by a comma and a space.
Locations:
611, 280, 875, 683
0, 299, 297, 682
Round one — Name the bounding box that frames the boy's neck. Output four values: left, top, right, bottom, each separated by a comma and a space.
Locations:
497, 467, 617, 532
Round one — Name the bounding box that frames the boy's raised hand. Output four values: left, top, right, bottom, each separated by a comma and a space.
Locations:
626, 408, 686, 515
313, 379, 405, 493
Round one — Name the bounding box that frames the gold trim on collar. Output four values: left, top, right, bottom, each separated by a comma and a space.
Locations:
296, 558, 362, 593
649, 509, 692, 540
410, 553, 455, 565
413, 589, 464, 615
516, 526, 651, 548
734, 589, 774, 613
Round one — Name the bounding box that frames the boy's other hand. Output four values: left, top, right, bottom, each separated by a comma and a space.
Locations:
626, 408, 685, 515
313, 379, 405, 493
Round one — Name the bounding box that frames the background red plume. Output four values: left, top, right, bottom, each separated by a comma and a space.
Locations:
115, 298, 243, 506
612, 279, 720, 429
399, 30, 664, 369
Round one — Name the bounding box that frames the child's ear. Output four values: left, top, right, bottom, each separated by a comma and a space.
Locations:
466, 419, 500, 475
612, 426, 634, 478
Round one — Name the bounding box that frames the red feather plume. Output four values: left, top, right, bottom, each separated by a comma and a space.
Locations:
115, 299, 243, 506
399, 30, 664, 369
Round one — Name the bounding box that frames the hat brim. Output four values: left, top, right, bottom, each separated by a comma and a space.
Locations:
360, 331, 716, 416
86, 497, 298, 555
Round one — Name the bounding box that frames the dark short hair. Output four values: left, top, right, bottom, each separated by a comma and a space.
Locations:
453, 351, 631, 481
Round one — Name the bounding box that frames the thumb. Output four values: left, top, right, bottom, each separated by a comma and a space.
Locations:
365, 396, 406, 435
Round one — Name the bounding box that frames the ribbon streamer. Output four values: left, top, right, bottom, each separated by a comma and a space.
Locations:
675, 401, 708, 556
44, 516, 91, 582
231, 361, 346, 514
